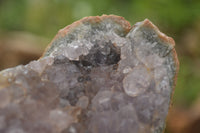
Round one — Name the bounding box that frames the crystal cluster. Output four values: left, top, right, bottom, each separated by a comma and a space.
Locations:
0, 15, 179, 133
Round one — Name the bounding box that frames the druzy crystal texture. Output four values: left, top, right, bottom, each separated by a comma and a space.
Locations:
0, 15, 179, 133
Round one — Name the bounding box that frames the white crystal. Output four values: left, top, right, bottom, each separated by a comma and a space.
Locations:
123, 66, 151, 97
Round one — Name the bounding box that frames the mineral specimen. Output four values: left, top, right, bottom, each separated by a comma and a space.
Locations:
0, 15, 179, 133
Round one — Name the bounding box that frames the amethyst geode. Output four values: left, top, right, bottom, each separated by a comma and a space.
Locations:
0, 15, 179, 133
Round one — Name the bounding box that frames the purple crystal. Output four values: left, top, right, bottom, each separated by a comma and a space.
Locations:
0, 15, 179, 133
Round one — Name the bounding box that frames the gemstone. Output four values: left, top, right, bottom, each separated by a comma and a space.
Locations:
0, 15, 179, 133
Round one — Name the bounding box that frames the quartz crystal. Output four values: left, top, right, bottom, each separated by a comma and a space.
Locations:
0, 15, 179, 133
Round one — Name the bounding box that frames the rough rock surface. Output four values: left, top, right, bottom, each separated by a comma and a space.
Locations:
0, 15, 179, 133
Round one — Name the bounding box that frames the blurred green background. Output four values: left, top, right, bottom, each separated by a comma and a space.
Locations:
0, 0, 200, 132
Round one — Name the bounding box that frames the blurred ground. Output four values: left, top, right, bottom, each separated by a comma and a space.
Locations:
0, 0, 200, 132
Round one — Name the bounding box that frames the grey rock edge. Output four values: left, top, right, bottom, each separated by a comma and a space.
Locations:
0, 15, 179, 133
